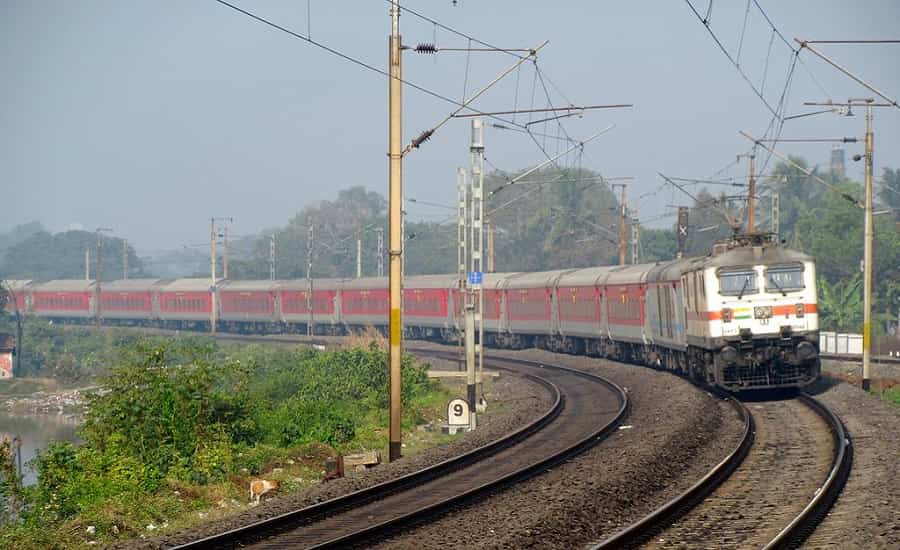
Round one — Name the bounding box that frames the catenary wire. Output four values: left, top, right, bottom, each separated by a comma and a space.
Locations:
211, 0, 531, 132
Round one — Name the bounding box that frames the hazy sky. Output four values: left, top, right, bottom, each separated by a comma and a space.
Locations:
3, 1, 899, 251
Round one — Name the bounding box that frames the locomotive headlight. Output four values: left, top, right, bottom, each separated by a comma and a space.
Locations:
797, 341, 817, 359
721, 346, 739, 364
754, 306, 773, 319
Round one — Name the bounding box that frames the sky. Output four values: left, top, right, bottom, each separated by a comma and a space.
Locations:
3, 0, 899, 252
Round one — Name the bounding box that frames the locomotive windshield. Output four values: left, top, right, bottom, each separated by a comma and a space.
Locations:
765, 264, 805, 293
718, 269, 757, 297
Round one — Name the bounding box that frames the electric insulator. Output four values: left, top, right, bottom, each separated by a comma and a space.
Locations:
414, 43, 437, 54
411, 129, 434, 148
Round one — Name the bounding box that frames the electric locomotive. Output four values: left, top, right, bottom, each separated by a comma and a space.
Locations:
676, 233, 820, 390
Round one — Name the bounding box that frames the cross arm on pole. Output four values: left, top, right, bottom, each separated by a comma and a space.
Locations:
488, 125, 614, 197
403, 41, 548, 155
738, 130, 863, 208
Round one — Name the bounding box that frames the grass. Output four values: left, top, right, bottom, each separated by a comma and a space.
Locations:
878, 386, 900, 408
0, 378, 61, 397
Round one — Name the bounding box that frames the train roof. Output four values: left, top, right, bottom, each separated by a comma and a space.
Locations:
277, 278, 344, 291
603, 264, 655, 285
32, 279, 95, 292
219, 280, 280, 292
556, 266, 619, 287
156, 278, 212, 292
404, 274, 459, 289
503, 269, 575, 289
695, 244, 813, 270
100, 279, 161, 292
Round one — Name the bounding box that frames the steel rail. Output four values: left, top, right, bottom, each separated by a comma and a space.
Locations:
307, 352, 629, 549
820, 352, 900, 365
590, 393, 754, 549
763, 393, 853, 549
591, 393, 852, 550
172, 352, 628, 549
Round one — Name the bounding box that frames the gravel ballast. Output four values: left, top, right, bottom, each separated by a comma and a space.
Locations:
802, 378, 900, 549
376, 347, 746, 550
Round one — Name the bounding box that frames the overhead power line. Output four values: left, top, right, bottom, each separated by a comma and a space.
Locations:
211, 0, 533, 131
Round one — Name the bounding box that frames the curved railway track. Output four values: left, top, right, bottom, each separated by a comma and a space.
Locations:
592, 392, 852, 550
173, 352, 628, 549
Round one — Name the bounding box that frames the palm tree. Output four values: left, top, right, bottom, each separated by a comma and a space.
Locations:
818, 275, 863, 332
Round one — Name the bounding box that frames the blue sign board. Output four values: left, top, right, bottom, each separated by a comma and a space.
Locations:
468, 271, 483, 285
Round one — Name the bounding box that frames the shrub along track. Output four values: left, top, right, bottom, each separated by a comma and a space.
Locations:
170, 352, 628, 549
593, 392, 852, 550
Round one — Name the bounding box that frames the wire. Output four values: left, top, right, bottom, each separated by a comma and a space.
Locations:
387, 0, 526, 60
684, 0, 779, 117
737, 0, 752, 66
211, 0, 531, 132
461, 38, 472, 103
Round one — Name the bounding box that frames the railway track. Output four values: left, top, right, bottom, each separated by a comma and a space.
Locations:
592, 392, 852, 550
820, 352, 900, 365
173, 352, 628, 549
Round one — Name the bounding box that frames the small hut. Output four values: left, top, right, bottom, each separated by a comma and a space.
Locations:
0, 333, 15, 378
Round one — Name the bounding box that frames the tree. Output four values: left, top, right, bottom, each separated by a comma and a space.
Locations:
818, 275, 863, 332
880, 167, 900, 220
1, 230, 145, 281
640, 227, 678, 262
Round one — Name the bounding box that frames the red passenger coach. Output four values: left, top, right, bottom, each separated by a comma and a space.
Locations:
218, 281, 278, 332
340, 277, 389, 328
504, 271, 559, 336
604, 265, 650, 345
219, 282, 276, 317
98, 279, 156, 322
404, 288, 448, 317
156, 279, 212, 327
278, 279, 339, 329
403, 274, 457, 339
31, 280, 94, 319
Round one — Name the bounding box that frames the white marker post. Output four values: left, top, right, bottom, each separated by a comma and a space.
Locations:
446, 397, 472, 434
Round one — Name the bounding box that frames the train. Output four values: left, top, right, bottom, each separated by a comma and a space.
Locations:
3, 233, 820, 391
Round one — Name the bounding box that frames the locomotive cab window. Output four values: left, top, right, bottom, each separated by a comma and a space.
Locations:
765, 264, 804, 293
718, 269, 757, 297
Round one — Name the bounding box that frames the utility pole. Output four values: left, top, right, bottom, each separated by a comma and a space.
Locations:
457, 167, 470, 401
210, 218, 217, 335
737, 151, 757, 232
469, 119, 485, 404
486, 219, 495, 273
122, 240, 129, 280
356, 227, 362, 278
612, 184, 627, 265
269, 235, 276, 281
676, 206, 689, 259
94, 227, 112, 328
306, 223, 314, 337
771, 195, 780, 236
222, 224, 230, 280
387, 0, 403, 461
84, 248, 90, 280
862, 99, 874, 391
2, 282, 23, 377
630, 210, 639, 265
208, 216, 232, 335
376, 227, 384, 277
798, 97, 893, 391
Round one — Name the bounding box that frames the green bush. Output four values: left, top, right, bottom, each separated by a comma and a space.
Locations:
11, 337, 439, 531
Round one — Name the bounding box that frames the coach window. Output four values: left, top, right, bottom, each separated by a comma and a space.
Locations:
765, 264, 805, 293
718, 268, 757, 296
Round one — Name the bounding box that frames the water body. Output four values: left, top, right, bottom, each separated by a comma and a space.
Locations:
0, 411, 81, 485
